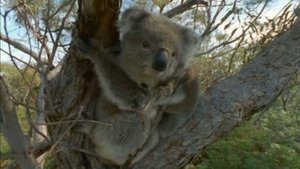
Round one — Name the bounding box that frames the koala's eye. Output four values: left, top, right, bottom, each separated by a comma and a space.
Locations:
142, 41, 150, 48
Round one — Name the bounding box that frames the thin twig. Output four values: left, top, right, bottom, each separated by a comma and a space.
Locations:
164, 0, 208, 18
0, 33, 39, 61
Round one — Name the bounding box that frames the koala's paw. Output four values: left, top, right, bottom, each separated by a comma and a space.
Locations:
130, 92, 151, 111
72, 121, 93, 135
157, 82, 175, 98
132, 90, 152, 110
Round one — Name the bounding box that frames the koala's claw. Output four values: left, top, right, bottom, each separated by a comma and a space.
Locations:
72, 122, 93, 134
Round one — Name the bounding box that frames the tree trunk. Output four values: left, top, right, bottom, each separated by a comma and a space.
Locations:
46, 0, 300, 168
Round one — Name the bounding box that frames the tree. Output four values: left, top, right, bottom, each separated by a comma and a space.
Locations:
0, 0, 299, 168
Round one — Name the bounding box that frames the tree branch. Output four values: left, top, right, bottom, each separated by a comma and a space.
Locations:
0, 77, 38, 169
132, 17, 300, 169
164, 0, 208, 18
0, 49, 35, 69
0, 33, 39, 61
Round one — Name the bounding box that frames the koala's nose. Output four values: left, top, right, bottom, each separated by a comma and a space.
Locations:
152, 49, 168, 72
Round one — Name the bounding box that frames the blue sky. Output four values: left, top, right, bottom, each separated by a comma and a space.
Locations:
0, 0, 299, 65
0, 1, 36, 65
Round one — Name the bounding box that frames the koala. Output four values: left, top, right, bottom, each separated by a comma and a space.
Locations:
75, 39, 163, 165
74, 7, 200, 166
117, 7, 200, 138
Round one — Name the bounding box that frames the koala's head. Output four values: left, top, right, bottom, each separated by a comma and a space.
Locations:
117, 7, 198, 87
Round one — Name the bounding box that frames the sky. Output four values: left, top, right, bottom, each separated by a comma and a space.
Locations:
0, 0, 299, 65
0, 1, 37, 65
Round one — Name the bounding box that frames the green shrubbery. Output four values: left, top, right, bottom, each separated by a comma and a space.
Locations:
195, 97, 300, 169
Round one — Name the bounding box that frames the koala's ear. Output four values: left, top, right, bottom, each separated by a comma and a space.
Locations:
177, 28, 199, 71
118, 7, 150, 41
120, 7, 149, 23
181, 28, 199, 48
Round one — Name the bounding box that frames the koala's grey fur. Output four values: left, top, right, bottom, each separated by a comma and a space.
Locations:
76, 95, 160, 165
75, 7, 199, 166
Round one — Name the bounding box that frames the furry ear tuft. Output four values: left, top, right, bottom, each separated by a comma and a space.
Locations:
182, 28, 199, 48
117, 7, 150, 41
174, 28, 199, 75
121, 7, 149, 22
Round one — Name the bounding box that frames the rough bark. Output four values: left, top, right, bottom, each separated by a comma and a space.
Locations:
45, 0, 300, 168
45, 1, 121, 168
76, 0, 120, 46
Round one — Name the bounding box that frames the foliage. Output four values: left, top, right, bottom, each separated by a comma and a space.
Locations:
6, 0, 76, 30
3, 0, 76, 62
0, 63, 40, 107
44, 156, 58, 169
0, 134, 11, 160
195, 121, 300, 169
